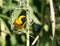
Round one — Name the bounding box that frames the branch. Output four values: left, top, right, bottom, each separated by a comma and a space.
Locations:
31, 28, 43, 46
50, 0, 55, 38
32, 34, 39, 46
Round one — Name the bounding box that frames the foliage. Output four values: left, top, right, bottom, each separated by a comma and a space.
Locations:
0, 0, 60, 46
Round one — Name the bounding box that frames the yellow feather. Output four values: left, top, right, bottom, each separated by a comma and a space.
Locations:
14, 15, 26, 29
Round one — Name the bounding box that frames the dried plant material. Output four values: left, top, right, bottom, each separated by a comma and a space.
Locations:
50, 0, 55, 38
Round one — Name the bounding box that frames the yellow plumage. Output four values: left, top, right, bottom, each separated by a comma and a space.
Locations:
14, 15, 26, 29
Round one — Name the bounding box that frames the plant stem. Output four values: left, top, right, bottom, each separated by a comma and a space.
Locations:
26, 10, 30, 46
26, 0, 30, 46
26, 28, 29, 46
27, 0, 29, 7
50, 0, 55, 38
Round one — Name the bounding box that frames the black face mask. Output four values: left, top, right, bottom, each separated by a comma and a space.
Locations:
21, 17, 26, 25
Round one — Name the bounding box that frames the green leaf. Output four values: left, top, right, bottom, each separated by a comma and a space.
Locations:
44, 24, 48, 32
27, 6, 42, 25
56, 24, 60, 30
45, 42, 49, 46
0, 0, 3, 7
21, 35, 26, 43
10, 35, 16, 45
0, 18, 11, 35
0, 14, 9, 20
9, 9, 22, 25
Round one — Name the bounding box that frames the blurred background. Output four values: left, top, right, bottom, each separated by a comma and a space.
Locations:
0, 0, 60, 46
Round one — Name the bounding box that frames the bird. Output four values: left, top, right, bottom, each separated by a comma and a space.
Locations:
13, 15, 26, 29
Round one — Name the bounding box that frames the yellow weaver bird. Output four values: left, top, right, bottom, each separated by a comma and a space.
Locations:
14, 15, 26, 29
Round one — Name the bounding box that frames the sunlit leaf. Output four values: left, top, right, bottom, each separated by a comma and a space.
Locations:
0, 0, 3, 7
10, 35, 16, 45
0, 18, 11, 46
0, 18, 6, 46
45, 42, 49, 46
0, 18, 10, 35
46, 0, 50, 4
21, 35, 26, 43
44, 24, 48, 32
